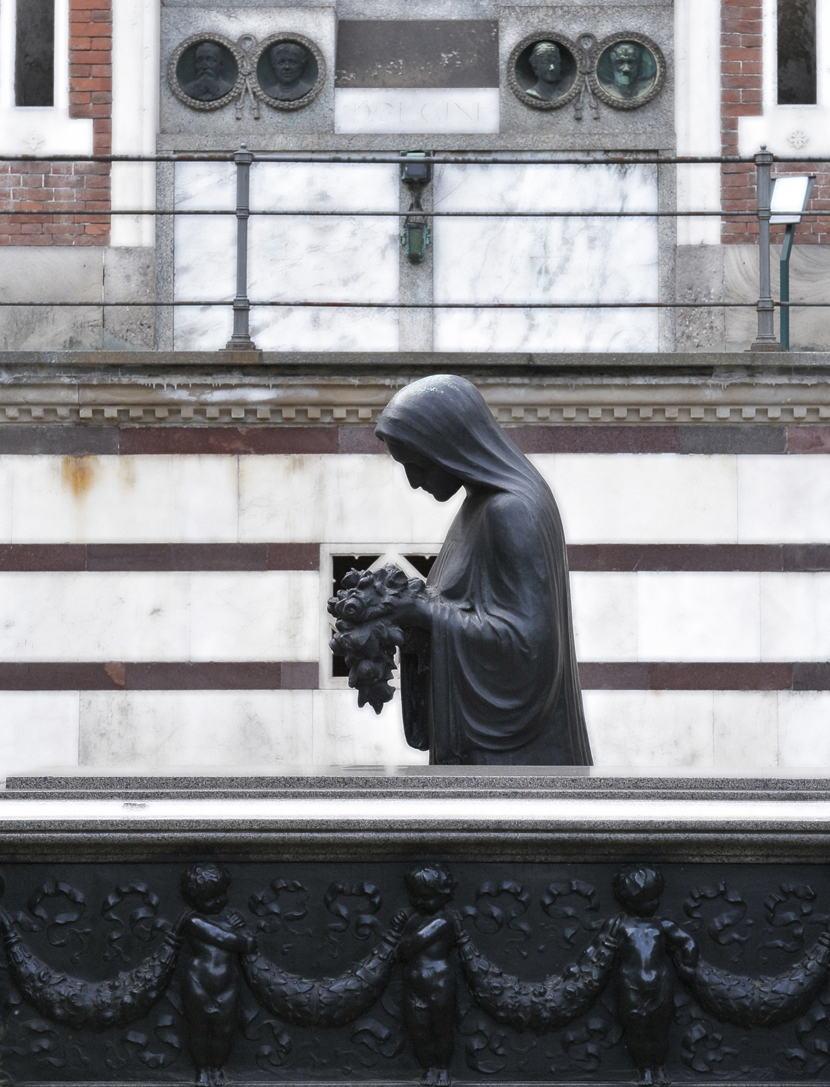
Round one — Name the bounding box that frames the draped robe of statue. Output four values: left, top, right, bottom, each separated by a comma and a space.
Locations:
375, 376, 591, 766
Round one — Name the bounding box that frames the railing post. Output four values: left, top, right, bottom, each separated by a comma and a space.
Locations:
779, 223, 795, 351
750, 145, 780, 351
225, 143, 257, 351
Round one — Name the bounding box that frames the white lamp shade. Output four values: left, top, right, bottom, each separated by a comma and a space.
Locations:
770, 175, 814, 224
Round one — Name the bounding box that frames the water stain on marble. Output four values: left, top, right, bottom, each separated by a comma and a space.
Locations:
61, 455, 97, 497
104, 661, 126, 686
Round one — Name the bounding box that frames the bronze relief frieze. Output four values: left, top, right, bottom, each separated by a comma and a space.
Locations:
3, 860, 830, 1085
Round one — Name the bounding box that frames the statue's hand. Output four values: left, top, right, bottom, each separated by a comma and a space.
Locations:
598, 914, 622, 950
671, 952, 695, 983
228, 911, 247, 930
391, 908, 411, 934
384, 590, 433, 631
449, 909, 468, 942
674, 937, 699, 972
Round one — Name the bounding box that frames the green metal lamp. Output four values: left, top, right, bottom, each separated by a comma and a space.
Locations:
770, 173, 815, 350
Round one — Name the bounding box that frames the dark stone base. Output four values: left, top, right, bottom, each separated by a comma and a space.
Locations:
2, 775, 830, 1085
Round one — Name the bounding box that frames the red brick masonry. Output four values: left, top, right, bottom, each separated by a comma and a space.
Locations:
0, 0, 111, 246
721, 0, 830, 244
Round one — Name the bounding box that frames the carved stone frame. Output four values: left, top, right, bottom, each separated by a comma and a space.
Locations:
590, 31, 667, 111
252, 32, 327, 112
167, 32, 245, 112
507, 31, 583, 111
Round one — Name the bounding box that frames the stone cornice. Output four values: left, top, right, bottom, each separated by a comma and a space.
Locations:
0, 351, 830, 425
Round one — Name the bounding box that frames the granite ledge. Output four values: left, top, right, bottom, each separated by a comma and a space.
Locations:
9, 767, 830, 802
1, 351, 829, 378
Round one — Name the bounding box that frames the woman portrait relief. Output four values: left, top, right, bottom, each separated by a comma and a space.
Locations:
374, 374, 591, 766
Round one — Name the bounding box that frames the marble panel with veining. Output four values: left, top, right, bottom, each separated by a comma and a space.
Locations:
249, 163, 398, 213
0, 572, 191, 662
173, 162, 236, 349
760, 572, 830, 661
433, 163, 659, 352
9, 455, 239, 543
738, 456, 830, 542
190, 571, 319, 662
310, 689, 427, 767
248, 305, 398, 352
174, 162, 400, 350
78, 690, 315, 769
778, 691, 830, 766
713, 692, 779, 769
537, 454, 739, 545
583, 690, 715, 768
570, 572, 638, 662
0, 692, 80, 775
238, 454, 462, 545
638, 571, 761, 662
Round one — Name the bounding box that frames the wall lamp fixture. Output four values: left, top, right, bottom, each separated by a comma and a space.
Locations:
400, 150, 432, 265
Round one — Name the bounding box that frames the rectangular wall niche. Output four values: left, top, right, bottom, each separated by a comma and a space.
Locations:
777, 0, 816, 104
15, 0, 54, 106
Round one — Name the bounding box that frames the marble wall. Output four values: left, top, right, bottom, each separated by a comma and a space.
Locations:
432, 164, 660, 352
173, 162, 399, 351
0, 449, 829, 775
7, 687, 830, 775
172, 161, 660, 352
8, 451, 830, 546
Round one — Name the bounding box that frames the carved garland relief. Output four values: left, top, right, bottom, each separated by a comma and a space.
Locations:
4, 862, 830, 1085
508, 30, 667, 117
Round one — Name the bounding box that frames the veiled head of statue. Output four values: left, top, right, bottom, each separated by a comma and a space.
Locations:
612, 865, 664, 917
380, 435, 462, 502
181, 861, 231, 913
376, 375, 542, 499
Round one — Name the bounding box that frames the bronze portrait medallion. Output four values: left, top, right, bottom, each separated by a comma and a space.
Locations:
592, 33, 666, 109
508, 32, 581, 110
253, 33, 325, 110
169, 34, 243, 110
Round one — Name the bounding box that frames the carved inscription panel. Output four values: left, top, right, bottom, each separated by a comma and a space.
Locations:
2, 861, 830, 1084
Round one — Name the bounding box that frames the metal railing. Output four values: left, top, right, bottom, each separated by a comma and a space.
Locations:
0, 147, 827, 352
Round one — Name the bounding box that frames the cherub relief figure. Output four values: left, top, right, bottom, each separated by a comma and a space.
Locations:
5, 860, 830, 1086
398, 863, 459, 1086
179, 863, 257, 1087
611, 866, 698, 1086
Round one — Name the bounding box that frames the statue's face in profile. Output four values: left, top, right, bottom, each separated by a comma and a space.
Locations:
195, 43, 222, 79
529, 42, 561, 85
383, 438, 462, 503
270, 43, 307, 86
610, 43, 641, 87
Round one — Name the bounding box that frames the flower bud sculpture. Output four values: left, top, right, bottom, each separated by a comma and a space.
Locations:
328, 564, 426, 713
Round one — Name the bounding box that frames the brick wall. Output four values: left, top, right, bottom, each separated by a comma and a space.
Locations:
721, 0, 830, 244
0, 0, 111, 247
721, 0, 763, 244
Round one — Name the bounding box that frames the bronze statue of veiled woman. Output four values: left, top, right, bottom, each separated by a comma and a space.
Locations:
374, 374, 591, 766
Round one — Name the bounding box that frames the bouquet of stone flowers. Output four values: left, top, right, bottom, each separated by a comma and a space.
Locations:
328, 564, 426, 714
